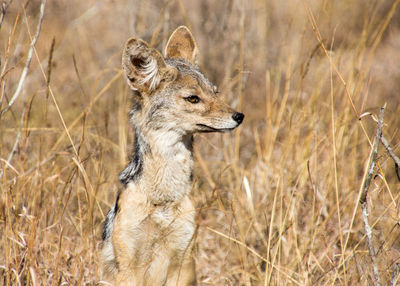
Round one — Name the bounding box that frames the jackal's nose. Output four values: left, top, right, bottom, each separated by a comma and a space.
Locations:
232, 112, 244, 125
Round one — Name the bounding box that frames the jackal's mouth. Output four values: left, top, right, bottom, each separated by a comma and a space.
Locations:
196, 124, 236, 133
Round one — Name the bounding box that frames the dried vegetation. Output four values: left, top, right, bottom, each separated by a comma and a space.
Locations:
1, 0, 400, 284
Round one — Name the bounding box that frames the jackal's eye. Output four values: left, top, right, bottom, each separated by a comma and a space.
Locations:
185, 95, 200, 104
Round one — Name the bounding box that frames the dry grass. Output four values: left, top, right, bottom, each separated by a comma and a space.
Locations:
1, 0, 400, 285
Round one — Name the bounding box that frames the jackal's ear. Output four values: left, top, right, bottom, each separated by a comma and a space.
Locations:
122, 38, 173, 93
164, 26, 199, 65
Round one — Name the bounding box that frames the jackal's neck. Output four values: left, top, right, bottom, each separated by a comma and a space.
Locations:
120, 127, 194, 204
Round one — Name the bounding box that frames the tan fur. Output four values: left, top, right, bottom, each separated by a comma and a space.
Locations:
100, 26, 244, 285
113, 184, 196, 285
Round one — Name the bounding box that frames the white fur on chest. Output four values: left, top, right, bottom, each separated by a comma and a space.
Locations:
139, 130, 193, 204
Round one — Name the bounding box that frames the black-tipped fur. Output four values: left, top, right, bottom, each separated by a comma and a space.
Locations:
119, 130, 147, 186
102, 192, 120, 241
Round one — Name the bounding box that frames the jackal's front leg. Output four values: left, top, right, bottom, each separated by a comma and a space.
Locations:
115, 271, 141, 286
114, 243, 170, 286
115, 258, 170, 286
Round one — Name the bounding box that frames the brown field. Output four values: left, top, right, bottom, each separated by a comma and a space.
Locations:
1, 0, 400, 285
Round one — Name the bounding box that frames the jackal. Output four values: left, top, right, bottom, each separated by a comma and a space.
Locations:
100, 26, 244, 285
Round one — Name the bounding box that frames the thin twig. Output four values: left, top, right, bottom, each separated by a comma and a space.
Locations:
391, 263, 400, 286
380, 136, 400, 181
360, 106, 385, 286
0, 98, 26, 178
0, 99, 35, 179
360, 107, 385, 204
0, 0, 13, 30
0, 0, 46, 117
6, 123, 22, 163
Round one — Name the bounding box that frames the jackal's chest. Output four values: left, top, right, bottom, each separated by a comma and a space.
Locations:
150, 196, 194, 229
140, 147, 194, 204
119, 196, 196, 257
149, 198, 195, 252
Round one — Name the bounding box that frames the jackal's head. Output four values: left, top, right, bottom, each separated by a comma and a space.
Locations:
122, 26, 244, 135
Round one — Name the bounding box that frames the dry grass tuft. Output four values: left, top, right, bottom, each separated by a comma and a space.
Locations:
1, 0, 400, 284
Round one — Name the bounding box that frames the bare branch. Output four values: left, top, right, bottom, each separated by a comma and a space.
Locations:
380, 136, 400, 181
0, 101, 25, 179
0, 0, 46, 117
360, 106, 385, 286
0, 0, 13, 30
391, 263, 400, 286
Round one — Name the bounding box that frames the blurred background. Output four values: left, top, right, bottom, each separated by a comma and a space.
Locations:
1, 0, 400, 284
